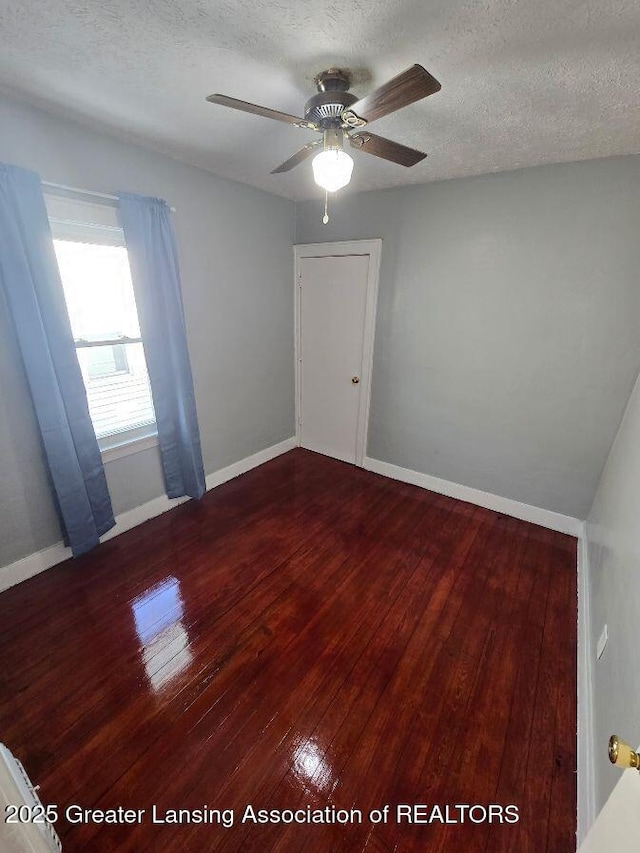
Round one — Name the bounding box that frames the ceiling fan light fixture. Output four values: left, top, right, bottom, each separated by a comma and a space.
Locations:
312, 148, 354, 192
312, 128, 354, 192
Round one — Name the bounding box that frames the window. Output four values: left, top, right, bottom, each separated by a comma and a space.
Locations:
46, 195, 156, 453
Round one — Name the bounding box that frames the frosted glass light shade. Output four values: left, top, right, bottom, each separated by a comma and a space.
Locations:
312, 149, 354, 192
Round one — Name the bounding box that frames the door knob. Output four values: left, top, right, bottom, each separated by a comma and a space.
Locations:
351, 376, 360, 384
609, 735, 640, 771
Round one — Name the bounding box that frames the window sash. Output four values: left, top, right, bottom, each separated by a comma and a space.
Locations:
74, 335, 143, 348
75, 341, 156, 441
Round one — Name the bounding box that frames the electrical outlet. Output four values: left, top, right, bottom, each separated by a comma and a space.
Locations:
596, 624, 608, 660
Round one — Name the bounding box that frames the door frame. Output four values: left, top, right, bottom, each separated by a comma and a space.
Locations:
294, 239, 382, 467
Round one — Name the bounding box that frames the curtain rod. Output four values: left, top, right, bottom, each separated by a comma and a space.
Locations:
41, 180, 177, 212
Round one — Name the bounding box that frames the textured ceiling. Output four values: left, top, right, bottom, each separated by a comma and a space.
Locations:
0, 0, 639, 200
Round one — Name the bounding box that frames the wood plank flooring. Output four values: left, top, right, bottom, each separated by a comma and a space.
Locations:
0, 449, 577, 852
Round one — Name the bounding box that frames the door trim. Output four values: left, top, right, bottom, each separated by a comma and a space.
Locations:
294, 239, 382, 467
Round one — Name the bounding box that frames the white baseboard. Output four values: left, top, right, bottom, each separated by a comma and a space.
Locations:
205, 436, 297, 491
0, 542, 71, 594
364, 457, 583, 536
577, 523, 596, 843
0, 436, 297, 594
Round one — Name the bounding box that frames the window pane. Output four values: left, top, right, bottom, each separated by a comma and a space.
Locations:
53, 239, 141, 340
53, 236, 156, 444
86, 344, 130, 379
76, 342, 155, 439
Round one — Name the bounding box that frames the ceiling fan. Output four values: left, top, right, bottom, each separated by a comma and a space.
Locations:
206, 65, 441, 200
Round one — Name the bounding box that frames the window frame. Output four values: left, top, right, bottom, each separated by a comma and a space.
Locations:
45, 193, 158, 460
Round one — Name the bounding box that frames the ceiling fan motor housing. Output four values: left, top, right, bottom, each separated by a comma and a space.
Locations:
305, 69, 358, 128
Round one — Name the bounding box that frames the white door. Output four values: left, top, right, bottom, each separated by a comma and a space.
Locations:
299, 253, 371, 465
579, 770, 640, 852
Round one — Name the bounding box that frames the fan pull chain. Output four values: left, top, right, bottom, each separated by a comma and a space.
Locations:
322, 190, 329, 225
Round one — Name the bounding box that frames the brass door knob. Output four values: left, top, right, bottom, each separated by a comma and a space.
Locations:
609, 735, 640, 770
351, 376, 360, 384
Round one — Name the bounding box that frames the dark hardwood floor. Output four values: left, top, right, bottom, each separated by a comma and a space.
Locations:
0, 449, 577, 852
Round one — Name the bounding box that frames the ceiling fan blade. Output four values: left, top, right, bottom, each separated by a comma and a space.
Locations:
271, 141, 322, 174
343, 65, 441, 125
206, 94, 316, 129
349, 131, 427, 167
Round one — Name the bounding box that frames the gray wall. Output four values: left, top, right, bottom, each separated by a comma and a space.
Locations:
296, 156, 640, 519
0, 94, 295, 568
586, 371, 640, 812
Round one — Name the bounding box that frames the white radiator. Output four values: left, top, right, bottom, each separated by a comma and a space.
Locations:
0, 744, 62, 852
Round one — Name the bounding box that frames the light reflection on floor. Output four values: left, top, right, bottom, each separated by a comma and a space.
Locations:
131, 576, 192, 692
292, 737, 333, 795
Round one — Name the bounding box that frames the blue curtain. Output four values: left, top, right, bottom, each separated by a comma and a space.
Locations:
118, 193, 206, 500
0, 163, 115, 555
